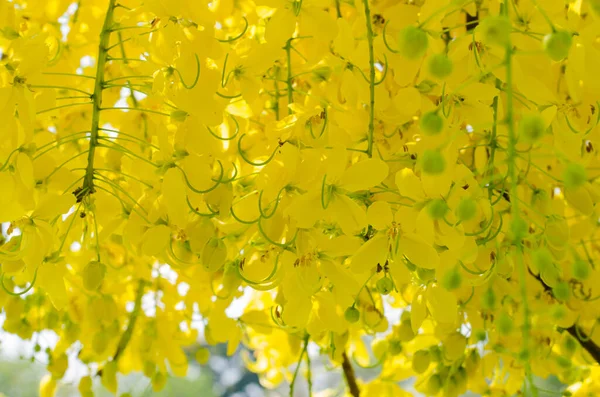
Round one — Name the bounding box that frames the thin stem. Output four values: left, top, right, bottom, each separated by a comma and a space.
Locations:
104, 29, 158, 51
82, 0, 117, 198
28, 85, 92, 96
42, 72, 95, 80
93, 173, 148, 214
44, 150, 89, 182
290, 334, 309, 397
57, 203, 83, 253
106, 57, 147, 62
306, 344, 312, 397
100, 107, 171, 117
98, 127, 158, 149
109, 25, 149, 32
91, 167, 153, 188
97, 280, 146, 376
285, 40, 294, 114
529, 0, 555, 31
36, 102, 93, 114
104, 75, 152, 84
362, 0, 375, 158
98, 140, 159, 168
92, 210, 101, 262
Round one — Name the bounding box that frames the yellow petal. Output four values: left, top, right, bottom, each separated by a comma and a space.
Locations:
411, 290, 428, 333
330, 194, 367, 236
162, 168, 188, 227
395, 168, 425, 201
398, 233, 440, 269
339, 158, 389, 191
350, 234, 389, 274
426, 284, 457, 324
141, 225, 171, 256
367, 201, 393, 230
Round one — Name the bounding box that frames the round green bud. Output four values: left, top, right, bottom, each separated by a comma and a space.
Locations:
543, 31, 572, 62
496, 311, 514, 336
480, 16, 512, 47
456, 197, 477, 222
82, 261, 106, 291
152, 372, 167, 392
143, 361, 156, 378
562, 335, 578, 355
426, 374, 442, 395
429, 345, 443, 362
195, 347, 210, 364
398, 26, 429, 60
412, 349, 431, 374
441, 266, 462, 291
553, 281, 571, 302
532, 247, 553, 274
427, 199, 448, 220
376, 276, 394, 295
518, 113, 546, 142
563, 163, 587, 189
482, 287, 496, 310
170, 110, 188, 122
552, 304, 567, 320
427, 53, 453, 79
572, 260, 591, 281
556, 355, 572, 369
510, 217, 528, 241
419, 111, 444, 136
344, 306, 360, 323
474, 330, 487, 342
421, 149, 446, 175
389, 340, 403, 355
518, 348, 531, 362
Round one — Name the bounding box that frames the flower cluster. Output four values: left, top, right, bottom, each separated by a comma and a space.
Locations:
2, 0, 600, 396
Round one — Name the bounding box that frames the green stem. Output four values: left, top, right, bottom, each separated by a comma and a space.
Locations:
42, 72, 95, 80
285, 40, 294, 114
101, 107, 170, 117
290, 334, 309, 397
503, 4, 536, 396
306, 343, 312, 397
28, 85, 92, 96
83, 0, 117, 197
36, 102, 93, 114
362, 0, 375, 158
98, 280, 146, 376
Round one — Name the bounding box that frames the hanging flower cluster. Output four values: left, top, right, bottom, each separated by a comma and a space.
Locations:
2, 0, 600, 396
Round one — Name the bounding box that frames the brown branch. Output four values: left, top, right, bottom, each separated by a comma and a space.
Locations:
527, 268, 600, 363
341, 352, 360, 397
565, 326, 600, 363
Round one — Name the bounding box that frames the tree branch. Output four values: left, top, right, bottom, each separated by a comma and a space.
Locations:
528, 268, 600, 363
341, 352, 360, 397
97, 280, 146, 376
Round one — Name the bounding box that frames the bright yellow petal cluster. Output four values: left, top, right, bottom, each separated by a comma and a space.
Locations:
2, 0, 600, 396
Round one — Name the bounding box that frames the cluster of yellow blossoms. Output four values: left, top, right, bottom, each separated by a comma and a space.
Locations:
3, 0, 600, 395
